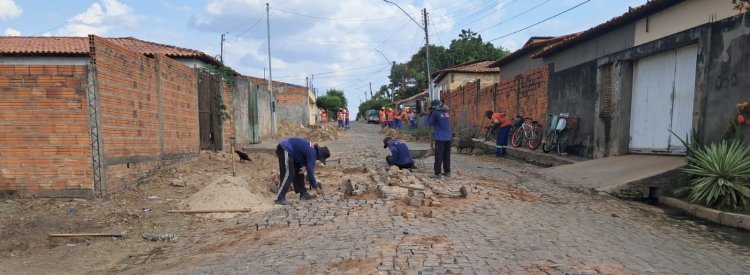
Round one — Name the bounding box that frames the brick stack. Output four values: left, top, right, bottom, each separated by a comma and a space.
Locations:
0, 64, 92, 196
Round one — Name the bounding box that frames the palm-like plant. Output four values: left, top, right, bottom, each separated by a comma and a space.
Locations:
682, 139, 750, 210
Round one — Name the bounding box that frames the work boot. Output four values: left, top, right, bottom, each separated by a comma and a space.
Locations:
432, 174, 442, 179
300, 192, 317, 200
443, 172, 451, 178
275, 198, 291, 205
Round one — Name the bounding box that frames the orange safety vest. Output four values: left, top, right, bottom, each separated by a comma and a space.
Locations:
492, 113, 512, 128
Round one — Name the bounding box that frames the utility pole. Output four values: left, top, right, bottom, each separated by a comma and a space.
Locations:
423, 8, 434, 101
266, 3, 276, 138
220, 33, 226, 63
369, 82, 373, 98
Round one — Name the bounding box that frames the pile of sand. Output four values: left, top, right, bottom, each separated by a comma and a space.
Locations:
278, 122, 340, 142
184, 175, 278, 219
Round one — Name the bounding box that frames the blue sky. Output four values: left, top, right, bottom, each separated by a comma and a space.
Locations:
1, 0, 648, 111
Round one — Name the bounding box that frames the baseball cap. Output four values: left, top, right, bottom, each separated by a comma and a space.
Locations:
316, 145, 330, 164
383, 136, 392, 148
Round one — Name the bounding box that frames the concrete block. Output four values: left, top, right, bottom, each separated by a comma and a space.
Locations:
719, 212, 750, 231
658, 196, 698, 215
345, 180, 356, 195
694, 206, 722, 224
409, 197, 423, 206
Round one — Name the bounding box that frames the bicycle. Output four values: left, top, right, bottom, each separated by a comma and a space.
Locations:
511, 118, 542, 150
541, 114, 573, 155
483, 124, 498, 142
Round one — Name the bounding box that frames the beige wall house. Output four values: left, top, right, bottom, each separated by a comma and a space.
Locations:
431, 60, 500, 96
634, 0, 737, 45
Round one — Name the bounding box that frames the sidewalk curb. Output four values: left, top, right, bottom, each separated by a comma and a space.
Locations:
659, 196, 750, 231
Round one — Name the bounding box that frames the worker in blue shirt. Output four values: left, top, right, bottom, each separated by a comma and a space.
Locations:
428, 99, 452, 178
275, 137, 331, 205
383, 136, 415, 170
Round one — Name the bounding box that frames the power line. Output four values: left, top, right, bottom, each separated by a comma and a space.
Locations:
429, 14, 445, 48
487, 0, 591, 42
449, 0, 509, 29
274, 63, 391, 79
234, 16, 265, 40
435, 0, 519, 37
234, 34, 418, 43
32, 22, 68, 36
270, 7, 397, 21
477, 0, 552, 34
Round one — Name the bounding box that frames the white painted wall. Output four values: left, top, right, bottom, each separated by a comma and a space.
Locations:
0, 56, 88, 65
635, 0, 737, 45
177, 58, 210, 69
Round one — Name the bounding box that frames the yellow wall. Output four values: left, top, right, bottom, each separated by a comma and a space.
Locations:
437, 72, 500, 92
635, 0, 737, 45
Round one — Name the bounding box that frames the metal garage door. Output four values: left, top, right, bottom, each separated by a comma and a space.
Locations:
629, 44, 697, 154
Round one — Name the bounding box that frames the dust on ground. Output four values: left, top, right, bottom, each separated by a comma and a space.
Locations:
0, 150, 282, 273
279, 121, 340, 142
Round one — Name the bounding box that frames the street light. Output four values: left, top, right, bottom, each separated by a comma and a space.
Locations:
383, 0, 435, 101
375, 49, 392, 64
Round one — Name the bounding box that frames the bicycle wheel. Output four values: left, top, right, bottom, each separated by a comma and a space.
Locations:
510, 128, 523, 147
542, 131, 557, 153
528, 128, 542, 150
557, 130, 568, 155
484, 127, 494, 141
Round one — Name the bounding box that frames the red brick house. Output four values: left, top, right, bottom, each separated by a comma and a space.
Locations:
0, 36, 230, 197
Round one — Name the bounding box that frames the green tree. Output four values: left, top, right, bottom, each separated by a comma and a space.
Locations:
357, 98, 395, 119
386, 29, 509, 96
446, 29, 509, 65
316, 95, 342, 113
325, 89, 348, 107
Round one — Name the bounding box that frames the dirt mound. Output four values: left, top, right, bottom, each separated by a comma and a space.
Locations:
184, 175, 278, 219
278, 122, 340, 142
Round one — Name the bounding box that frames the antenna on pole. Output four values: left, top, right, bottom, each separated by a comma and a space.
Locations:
220, 32, 227, 63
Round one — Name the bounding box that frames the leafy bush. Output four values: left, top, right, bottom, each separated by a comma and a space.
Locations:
682, 139, 750, 210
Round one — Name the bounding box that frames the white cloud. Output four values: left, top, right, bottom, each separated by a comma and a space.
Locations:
0, 0, 22, 20
58, 0, 140, 36
4, 27, 20, 36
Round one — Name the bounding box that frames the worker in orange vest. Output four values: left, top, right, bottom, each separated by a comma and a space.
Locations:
337, 108, 345, 129
401, 107, 410, 130
491, 111, 512, 157
378, 107, 386, 129
386, 108, 394, 128
344, 107, 350, 130
393, 108, 403, 130
320, 110, 328, 125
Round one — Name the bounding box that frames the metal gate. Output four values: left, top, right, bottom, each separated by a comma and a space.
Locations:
630, 44, 697, 154
198, 71, 223, 150
248, 82, 260, 144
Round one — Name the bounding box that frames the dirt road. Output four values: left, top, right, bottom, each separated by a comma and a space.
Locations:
2, 122, 749, 274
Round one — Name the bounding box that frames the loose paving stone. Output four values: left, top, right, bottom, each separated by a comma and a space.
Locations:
129, 123, 750, 274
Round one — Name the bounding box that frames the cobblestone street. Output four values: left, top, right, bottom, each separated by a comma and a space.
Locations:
128, 122, 750, 274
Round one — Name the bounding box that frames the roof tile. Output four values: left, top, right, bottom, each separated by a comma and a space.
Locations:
0, 36, 222, 66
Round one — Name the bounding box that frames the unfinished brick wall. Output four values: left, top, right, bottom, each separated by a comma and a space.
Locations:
0, 65, 93, 197
276, 86, 310, 126
90, 36, 199, 194
156, 55, 200, 155
443, 65, 549, 135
